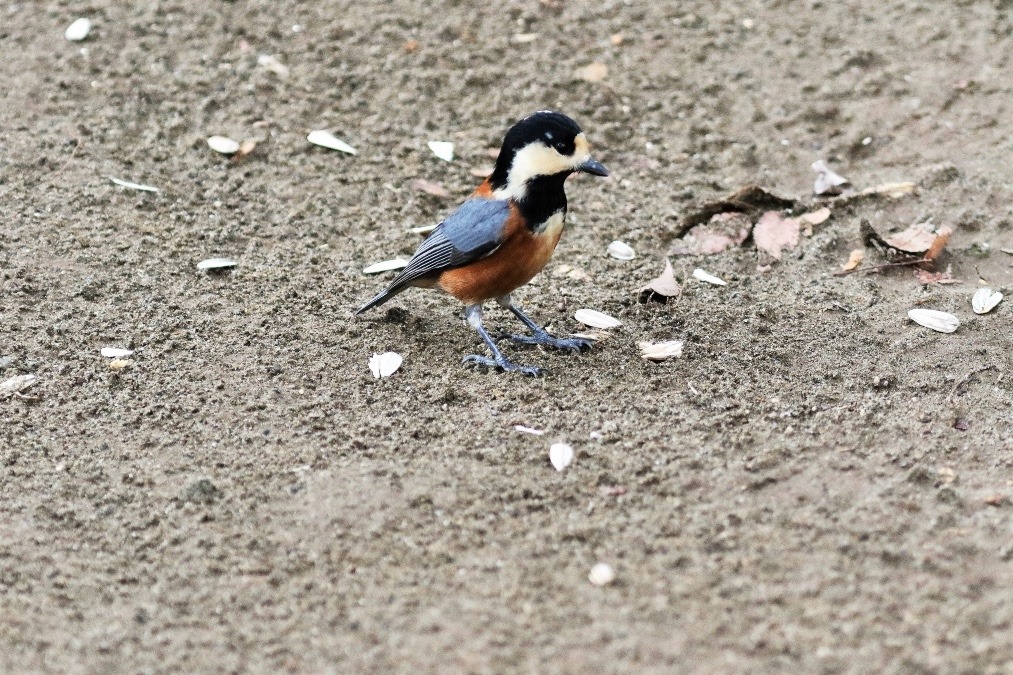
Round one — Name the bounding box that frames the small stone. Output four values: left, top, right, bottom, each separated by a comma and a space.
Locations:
65, 18, 92, 42
588, 563, 615, 586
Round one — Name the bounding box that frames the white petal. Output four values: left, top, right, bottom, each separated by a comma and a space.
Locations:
549, 443, 573, 471
574, 309, 622, 329
363, 259, 409, 274
307, 130, 357, 155
65, 18, 92, 42
908, 309, 960, 333
971, 288, 1003, 315
100, 347, 134, 358
692, 268, 727, 286
197, 258, 237, 270
638, 340, 684, 362
207, 136, 241, 154
109, 176, 159, 192
369, 352, 402, 378
606, 240, 635, 260
427, 141, 455, 162
588, 562, 615, 586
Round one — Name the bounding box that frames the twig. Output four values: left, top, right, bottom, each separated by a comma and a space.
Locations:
834, 258, 929, 277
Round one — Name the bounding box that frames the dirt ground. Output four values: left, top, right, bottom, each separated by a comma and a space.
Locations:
3, 0, 1013, 672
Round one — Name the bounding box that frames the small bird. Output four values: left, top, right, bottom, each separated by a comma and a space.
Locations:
355, 111, 609, 376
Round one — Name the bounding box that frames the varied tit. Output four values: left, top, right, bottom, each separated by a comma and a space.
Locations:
355, 111, 609, 376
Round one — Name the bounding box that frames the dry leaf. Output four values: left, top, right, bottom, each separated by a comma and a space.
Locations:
812, 160, 852, 196
576, 62, 608, 83
842, 249, 864, 271
638, 259, 681, 301
670, 212, 751, 256
753, 211, 800, 260
914, 268, 959, 285
410, 179, 450, 198
860, 182, 916, 198
885, 223, 936, 254
403, 39, 420, 53
801, 207, 831, 226
108, 359, 131, 370
924, 226, 952, 262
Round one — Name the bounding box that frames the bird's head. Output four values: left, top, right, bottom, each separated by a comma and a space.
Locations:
490, 111, 608, 200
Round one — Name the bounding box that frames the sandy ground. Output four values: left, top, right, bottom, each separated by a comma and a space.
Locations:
3, 0, 1013, 672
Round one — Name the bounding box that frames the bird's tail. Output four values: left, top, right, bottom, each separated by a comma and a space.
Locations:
354, 286, 401, 315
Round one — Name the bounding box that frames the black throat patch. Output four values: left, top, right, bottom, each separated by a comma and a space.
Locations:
516, 172, 570, 230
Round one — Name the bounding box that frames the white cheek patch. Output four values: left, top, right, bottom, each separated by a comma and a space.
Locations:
494, 133, 593, 201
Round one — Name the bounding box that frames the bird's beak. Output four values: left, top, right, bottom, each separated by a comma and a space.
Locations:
577, 157, 609, 177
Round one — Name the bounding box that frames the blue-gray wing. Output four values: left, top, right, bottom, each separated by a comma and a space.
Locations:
355, 198, 512, 314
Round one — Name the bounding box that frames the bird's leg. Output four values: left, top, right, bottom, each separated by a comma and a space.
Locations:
461, 304, 544, 376
497, 295, 593, 352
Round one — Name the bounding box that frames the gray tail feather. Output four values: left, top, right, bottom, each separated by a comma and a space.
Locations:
355, 286, 403, 315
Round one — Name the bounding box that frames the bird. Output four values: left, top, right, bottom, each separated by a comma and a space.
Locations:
355, 111, 609, 376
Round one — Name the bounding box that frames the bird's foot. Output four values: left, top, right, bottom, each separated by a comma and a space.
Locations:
462, 354, 545, 377
500, 331, 594, 353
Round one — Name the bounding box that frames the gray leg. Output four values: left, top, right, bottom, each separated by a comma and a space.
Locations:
461, 304, 544, 376
497, 296, 593, 353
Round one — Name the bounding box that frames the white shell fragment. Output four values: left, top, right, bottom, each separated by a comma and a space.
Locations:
109, 176, 159, 192
65, 18, 92, 42
100, 347, 134, 358
638, 340, 684, 362
0, 374, 37, 396
971, 288, 1003, 315
368, 352, 403, 379
197, 258, 237, 271
207, 136, 241, 154
692, 268, 727, 286
908, 309, 960, 333
588, 563, 616, 586
812, 160, 852, 196
549, 443, 574, 471
606, 240, 636, 260
257, 54, 290, 77
307, 130, 357, 155
427, 141, 455, 162
363, 259, 409, 275
574, 309, 622, 329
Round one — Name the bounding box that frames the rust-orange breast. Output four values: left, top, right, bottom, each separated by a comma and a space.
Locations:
438, 206, 565, 305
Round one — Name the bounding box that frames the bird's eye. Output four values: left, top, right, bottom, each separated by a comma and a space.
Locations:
554, 141, 568, 154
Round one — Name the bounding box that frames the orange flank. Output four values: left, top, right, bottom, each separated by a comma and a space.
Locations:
438, 205, 565, 305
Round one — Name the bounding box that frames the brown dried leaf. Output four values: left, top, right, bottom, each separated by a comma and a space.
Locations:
403, 39, 420, 53
842, 249, 864, 271
410, 179, 450, 198
924, 226, 953, 262
671, 212, 751, 256
638, 259, 681, 302
753, 211, 800, 260
914, 268, 959, 285
885, 223, 936, 254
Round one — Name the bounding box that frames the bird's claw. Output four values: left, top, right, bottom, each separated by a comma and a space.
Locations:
462, 354, 545, 377
499, 331, 594, 353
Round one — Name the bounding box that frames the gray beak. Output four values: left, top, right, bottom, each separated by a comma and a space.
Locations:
577, 157, 609, 177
